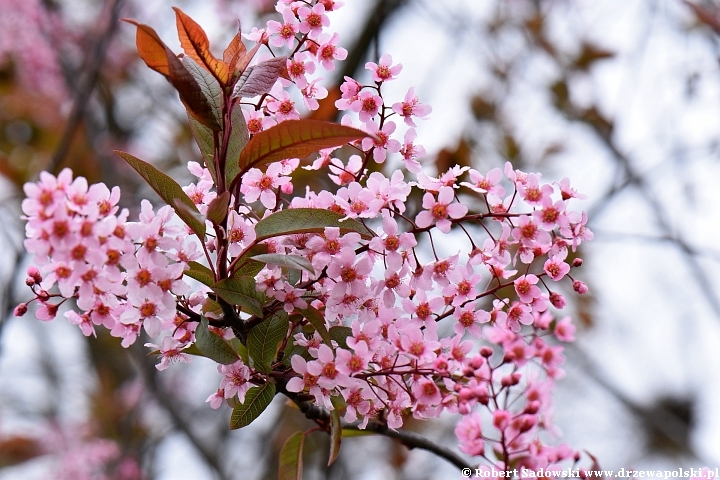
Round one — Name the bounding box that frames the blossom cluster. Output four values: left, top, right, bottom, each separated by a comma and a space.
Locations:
17, 0, 595, 472
18, 168, 202, 350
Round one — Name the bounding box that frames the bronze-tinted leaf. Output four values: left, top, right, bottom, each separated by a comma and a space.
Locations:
122, 19, 170, 76
232, 56, 287, 99
238, 120, 370, 174
173, 7, 230, 85
223, 30, 247, 69
167, 52, 220, 131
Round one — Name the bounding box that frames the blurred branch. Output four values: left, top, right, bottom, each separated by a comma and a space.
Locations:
567, 344, 714, 465
342, 422, 472, 471
48, 0, 125, 174
569, 105, 720, 318
276, 381, 472, 472
139, 351, 230, 480
337, 0, 408, 81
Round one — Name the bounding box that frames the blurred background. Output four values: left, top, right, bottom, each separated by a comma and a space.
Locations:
1, 0, 720, 478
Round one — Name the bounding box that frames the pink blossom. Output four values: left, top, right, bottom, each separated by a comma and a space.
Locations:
399, 128, 425, 173
297, 3, 329, 38
144, 336, 192, 371
514, 274, 542, 303
415, 186, 468, 233
392, 87, 432, 127
316, 32, 347, 70
365, 53, 402, 83
267, 7, 299, 48
554, 316, 576, 342
361, 120, 401, 163
350, 90, 382, 122
240, 162, 291, 209
543, 253, 570, 281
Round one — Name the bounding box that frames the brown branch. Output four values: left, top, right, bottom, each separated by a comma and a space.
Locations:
275, 380, 472, 471
48, 0, 125, 174
342, 422, 472, 471
140, 350, 232, 480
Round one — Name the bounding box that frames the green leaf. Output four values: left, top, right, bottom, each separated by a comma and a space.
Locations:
340, 428, 376, 438
238, 119, 369, 173
212, 276, 264, 317
185, 261, 215, 286
225, 104, 250, 189
229, 338, 249, 364
328, 326, 353, 350
201, 298, 223, 318
328, 409, 342, 466
178, 343, 204, 357
251, 253, 314, 274
248, 311, 289, 373
115, 151, 206, 238
298, 307, 331, 345
187, 114, 217, 184
278, 431, 305, 480
230, 382, 275, 429
254, 208, 373, 242
181, 55, 223, 125
231, 244, 267, 278
195, 317, 240, 365
206, 191, 230, 225
288, 268, 301, 286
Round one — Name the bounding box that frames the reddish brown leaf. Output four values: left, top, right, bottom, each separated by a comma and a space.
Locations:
238, 120, 370, 174
122, 19, 170, 76
236, 42, 261, 76
223, 31, 247, 69
232, 56, 287, 99
173, 7, 230, 85
167, 52, 221, 131
123, 18, 219, 130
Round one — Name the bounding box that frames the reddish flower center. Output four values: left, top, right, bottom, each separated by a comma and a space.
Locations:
431, 204, 448, 220
135, 269, 152, 287
140, 302, 156, 317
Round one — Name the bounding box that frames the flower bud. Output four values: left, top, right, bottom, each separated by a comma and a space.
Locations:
468, 355, 484, 369
573, 280, 588, 294
14, 303, 28, 317
480, 346, 494, 358
281, 182, 294, 195
572, 258, 583, 267
549, 292, 566, 309
25, 276, 36, 287
458, 387, 474, 402
502, 351, 516, 364
27, 266, 42, 283
37, 289, 50, 301
523, 400, 540, 414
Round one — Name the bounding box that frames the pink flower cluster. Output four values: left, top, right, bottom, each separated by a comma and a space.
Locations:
19, 168, 201, 351
17, 0, 595, 471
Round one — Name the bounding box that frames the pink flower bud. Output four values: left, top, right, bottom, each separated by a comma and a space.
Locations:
572, 258, 583, 267
501, 373, 520, 387
27, 266, 42, 282
468, 355, 484, 369
480, 346, 493, 358
523, 400, 540, 414
25, 276, 36, 286
458, 387, 474, 402
573, 280, 588, 294
37, 289, 50, 301
281, 182, 294, 195
503, 351, 516, 364
549, 292, 567, 309
14, 303, 28, 317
